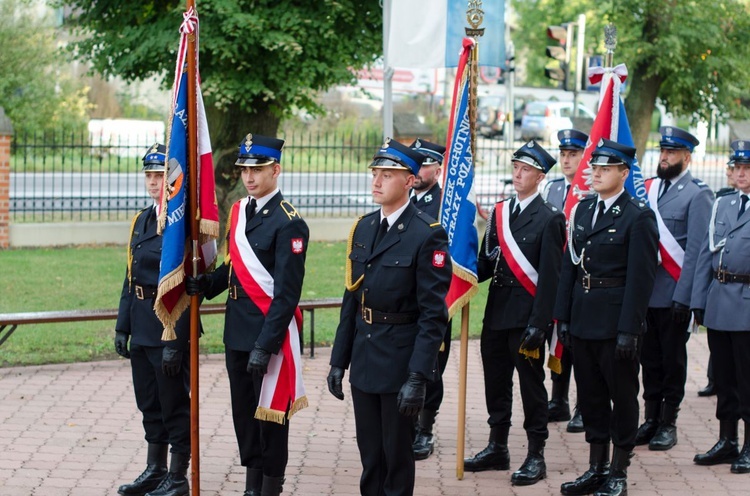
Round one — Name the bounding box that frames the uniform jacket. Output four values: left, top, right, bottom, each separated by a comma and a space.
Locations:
116, 207, 191, 350
646, 173, 713, 308
203, 192, 309, 353
412, 182, 442, 219
477, 195, 565, 331
554, 193, 659, 339
330, 204, 452, 394
543, 177, 568, 210
691, 191, 750, 331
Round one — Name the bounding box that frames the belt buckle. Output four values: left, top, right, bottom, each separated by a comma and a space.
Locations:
717, 270, 727, 284
362, 306, 373, 325
229, 286, 237, 299
135, 285, 144, 300
582, 274, 591, 290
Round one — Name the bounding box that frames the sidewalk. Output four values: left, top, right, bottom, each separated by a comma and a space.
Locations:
0, 333, 743, 495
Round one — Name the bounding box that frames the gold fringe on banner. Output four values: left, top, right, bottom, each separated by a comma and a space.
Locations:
345, 216, 365, 292
518, 346, 540, 361
547, 355, 562, 375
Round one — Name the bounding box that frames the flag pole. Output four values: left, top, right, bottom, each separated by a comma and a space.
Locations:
456, 1, 484, 480
185, 1, 201, 494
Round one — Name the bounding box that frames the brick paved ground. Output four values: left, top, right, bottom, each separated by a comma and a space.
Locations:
0, 333, 744, 495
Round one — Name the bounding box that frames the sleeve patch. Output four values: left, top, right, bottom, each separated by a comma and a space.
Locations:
433, 250, 447, 268
291, 238, 305, 254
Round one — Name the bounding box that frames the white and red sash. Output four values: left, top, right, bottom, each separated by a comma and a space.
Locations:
646, 179, 684, 281
228, 198, 307, 424
495, 201, 538, 296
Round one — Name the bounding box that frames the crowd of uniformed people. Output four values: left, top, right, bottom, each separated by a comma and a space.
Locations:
114, 124, 750, 496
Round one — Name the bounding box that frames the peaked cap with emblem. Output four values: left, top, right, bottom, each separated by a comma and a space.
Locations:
659, 126, 699, 152
236, 133, 284, 166
590, 138, 637, 169
512, 140, 556, 173
142, 143, 167, 172
728, 139, 750, 166
370, 138, 424, 175
558, 129, 588, 151
409, 138, 446, 165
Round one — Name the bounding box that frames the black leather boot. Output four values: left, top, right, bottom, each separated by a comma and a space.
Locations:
464, 425, 510, 472
145, 452, 190, 496
698, 381, 716, 397
244, 468, 263, 496
694, 420, 740, 465
731, 422, 750, 474
548, 379, 571, 422
510, 438, 546, 486
561, 443, 610, 496
413, 409, 437, 460
118, 444, 168, 495
649, 403, 679, 451
567, 405, 584, 433
634, 400, 660, 446
260, 475, 285, 496
593, 446, 631, 496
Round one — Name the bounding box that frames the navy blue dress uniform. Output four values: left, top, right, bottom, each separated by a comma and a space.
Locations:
464, 141, 565, 486
408, 138, 450, 461
554, 139, 658, 496
691, 139, 750, 474
636, 127, 714, 451
186, 135, 309, 496
542, 129, 588, 432
328, 139, 452, 496
114, 144, 192, 496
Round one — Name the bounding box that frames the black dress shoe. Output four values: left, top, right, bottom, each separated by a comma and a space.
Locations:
511, 454, 546, 486
413, 430, 435, 460
561, 467, 609, 495
694, 438, 740, 465
731, 445, 750, 474
567, 406, 584, 433
634, 419, 658, 446
464, 442, 510, 472
593, 475, 627, 496
548, 399, 571, 422
698, 382, 716, 397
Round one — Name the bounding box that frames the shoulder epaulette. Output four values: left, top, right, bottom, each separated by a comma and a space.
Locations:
549, 177, 565, 183
692, 178, 709, 188
280, 200, 301, 220
414, 210, 440, 227
629, 197, 649, 210
542, 200, 560, 213
579, 196, 597, 205
716, 187, 736, 198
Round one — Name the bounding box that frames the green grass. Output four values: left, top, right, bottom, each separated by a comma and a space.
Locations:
0, 243, 488, 367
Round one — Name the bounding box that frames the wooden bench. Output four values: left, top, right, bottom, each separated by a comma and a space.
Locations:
0, 297, 342, 359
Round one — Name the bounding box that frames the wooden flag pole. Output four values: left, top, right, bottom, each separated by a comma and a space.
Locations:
456, 304, 470, 479
185, 1, 201, 494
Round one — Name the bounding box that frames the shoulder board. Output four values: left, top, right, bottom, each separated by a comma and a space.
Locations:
716, 187, 736, 198
549, 177, 565, 183
414, 210, 441, 227
542, 200, 560, 213
279, 200, 301, 220
629, 197, 649, 210
692, 178, 709, 188
579, 196, 597, 205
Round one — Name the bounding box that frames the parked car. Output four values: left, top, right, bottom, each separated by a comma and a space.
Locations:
476, 95, 507, 138
520, 101, 595, 145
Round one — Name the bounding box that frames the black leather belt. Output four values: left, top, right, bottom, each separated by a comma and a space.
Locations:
492, 274, 523, 287
228, 285, 249, 299
581, 275, 626, 290
715, 270, 750, 284
134, 285, 157, 300
361, 305, 418, 325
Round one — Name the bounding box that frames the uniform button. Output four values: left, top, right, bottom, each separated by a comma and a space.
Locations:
586, 257, 590, 261
367, 263, 371, 268
364, 288, 369, 293
729, 234, 734, 239
367, 333, 371, 339
725, 250, 730, 254
137, 244, 141, 249
133, 260, 138, 264
587, 241, 592, 245
395, 261, 399, 265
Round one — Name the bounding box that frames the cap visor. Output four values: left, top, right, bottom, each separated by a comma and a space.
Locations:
235, 157, 276, 166
369, 157, 410, 170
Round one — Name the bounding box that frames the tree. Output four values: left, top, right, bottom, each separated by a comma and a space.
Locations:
512, 0, 750, 154
0, 0, 91, 135
60, 0, 383, 221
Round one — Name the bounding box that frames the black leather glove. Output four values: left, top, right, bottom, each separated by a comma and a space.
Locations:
247, 346, 272, 379
692, 308, 705, 327
519, 325, 546, 352
671, 301, 691, 325
327, 366, 345, 400
557, 321, 571, 348
615, 332, 639, 361
185, 274, 210, 296
114, 331, 130, 359
397, 372, 427, 417
162, 347, 183, 376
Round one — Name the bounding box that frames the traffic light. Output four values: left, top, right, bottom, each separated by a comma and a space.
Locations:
545, 25, 570, 89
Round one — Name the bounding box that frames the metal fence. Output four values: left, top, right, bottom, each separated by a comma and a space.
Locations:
9, 130, 735, 222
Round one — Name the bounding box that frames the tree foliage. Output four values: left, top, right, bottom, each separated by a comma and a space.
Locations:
512, 0, 750, 153
59, 0, 383, 218
0, 0, 91, 134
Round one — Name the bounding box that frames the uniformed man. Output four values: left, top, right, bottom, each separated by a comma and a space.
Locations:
554, 139, 658, 496
186, 134, 309, 496
408, 138, 449, 461
634, 126, 713, 451
327, 138, 452, 496
464, 141, 565, 486
115, 144, 192, 496
691, 139, 750, 474
542, 128, 588, 433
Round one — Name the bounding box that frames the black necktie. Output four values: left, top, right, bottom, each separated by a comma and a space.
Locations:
739, 194, 749, 220
246, 198, 257, 221
509, 199, 520, 224
373, 218, 389, 248
563, 184, 570, 204
410, 195, 418, 204
144, 207, 156, 232
659, 180, 671, 200
594, 200, 606, 227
